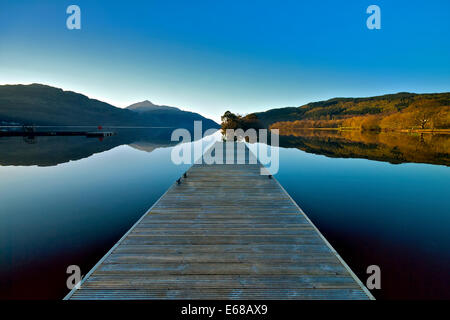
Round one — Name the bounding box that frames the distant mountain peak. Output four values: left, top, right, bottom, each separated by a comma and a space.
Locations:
139, 100, 156, 106
126, 100, 180, 113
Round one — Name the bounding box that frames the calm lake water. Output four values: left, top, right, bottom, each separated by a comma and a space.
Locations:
0, 128, 449, 299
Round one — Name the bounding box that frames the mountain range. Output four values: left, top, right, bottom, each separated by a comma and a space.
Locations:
0, 84, 219, 129
252, 92, 450, 130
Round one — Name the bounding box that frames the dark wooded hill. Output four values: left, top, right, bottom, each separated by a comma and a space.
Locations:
0, 84, 219, 129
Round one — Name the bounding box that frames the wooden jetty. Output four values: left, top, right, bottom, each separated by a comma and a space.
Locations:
65, 142, 373, 300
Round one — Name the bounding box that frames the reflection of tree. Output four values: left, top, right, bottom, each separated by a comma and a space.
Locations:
275, 129, 449, 166
419, 133, 425, 144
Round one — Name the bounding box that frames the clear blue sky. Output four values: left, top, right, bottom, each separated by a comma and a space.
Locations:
1, 0, 449, 121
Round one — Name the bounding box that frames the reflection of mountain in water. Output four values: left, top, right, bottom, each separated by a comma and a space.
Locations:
128, 142, 172, 153
3, 127, 447, 167
0, 128, 215, 167
276, 129, 450, 166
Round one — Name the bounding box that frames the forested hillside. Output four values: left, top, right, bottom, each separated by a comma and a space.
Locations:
251, 92, 450, 131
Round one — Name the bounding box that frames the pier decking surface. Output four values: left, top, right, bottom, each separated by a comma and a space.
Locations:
65, 143, 373, 300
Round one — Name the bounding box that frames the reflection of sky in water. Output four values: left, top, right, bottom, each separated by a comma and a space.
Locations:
0, 132, 449, 299
274, 147, 450, 299
0, 133, 220, 299
0, 145, 190, 298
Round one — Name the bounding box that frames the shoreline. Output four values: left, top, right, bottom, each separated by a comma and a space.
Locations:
270, 127, 450, 134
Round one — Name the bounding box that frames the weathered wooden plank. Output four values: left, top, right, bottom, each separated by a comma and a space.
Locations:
121, 236, 325, 245
82, 275, 361, 289
103, 253, 341, 264
114, 244, 334, 254
70, 288, 369, 300
65, 142, 373, 300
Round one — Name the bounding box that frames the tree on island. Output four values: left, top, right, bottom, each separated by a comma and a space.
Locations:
221, 111, 263, 135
